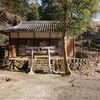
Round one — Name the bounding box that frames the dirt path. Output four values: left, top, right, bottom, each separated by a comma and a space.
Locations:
0, 71, 100, 100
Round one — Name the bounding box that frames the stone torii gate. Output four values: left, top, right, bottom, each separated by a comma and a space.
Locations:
27, 46, 55, 74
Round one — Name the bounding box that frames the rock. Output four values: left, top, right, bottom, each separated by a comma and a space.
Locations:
71, 83, 75, 87
4, 77, 11, 82
96, 69, 100, 73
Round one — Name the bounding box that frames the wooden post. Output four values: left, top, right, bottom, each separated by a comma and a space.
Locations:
28, 48, 34, 74
73, 36, 75, 67
8, 33, 10, 57
48, 48, 51, 73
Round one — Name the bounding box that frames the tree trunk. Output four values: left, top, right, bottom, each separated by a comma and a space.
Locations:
62, 22, 71, 75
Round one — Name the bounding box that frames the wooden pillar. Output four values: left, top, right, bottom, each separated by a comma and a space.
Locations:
34, 32, 36, 46
49, 32, 51, 46
17, 32, 19, 56
33, 32, 34, 46
67, 37, 74, 57
8, 33, 10, 57
73, 36, 75, 67
11, 45, 16, 57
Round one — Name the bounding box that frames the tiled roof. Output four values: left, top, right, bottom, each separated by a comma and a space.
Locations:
0, 21, 63, 33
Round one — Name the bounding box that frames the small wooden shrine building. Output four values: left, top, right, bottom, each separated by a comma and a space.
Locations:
0, 21, 74, 58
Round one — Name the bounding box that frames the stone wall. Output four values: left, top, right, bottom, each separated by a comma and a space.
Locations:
47, 57, 100, 73
1, 57, 99, 73
68, 58, 100, 71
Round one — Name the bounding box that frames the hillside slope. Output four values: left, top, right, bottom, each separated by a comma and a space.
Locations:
75, 22, 100, 52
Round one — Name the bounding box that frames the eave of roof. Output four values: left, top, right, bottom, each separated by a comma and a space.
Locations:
0, 21, 63, 33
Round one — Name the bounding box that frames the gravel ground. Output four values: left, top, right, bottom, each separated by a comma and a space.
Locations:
0, 70, 100, 100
